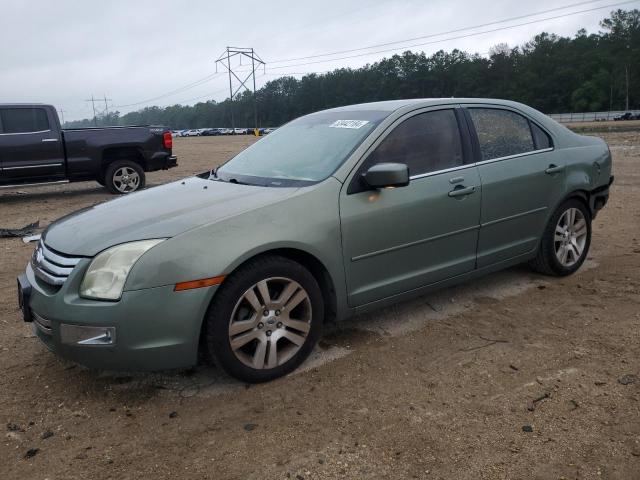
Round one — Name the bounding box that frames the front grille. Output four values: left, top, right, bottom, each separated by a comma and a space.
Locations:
32, 312, 52, 335
31, 241, 81, 287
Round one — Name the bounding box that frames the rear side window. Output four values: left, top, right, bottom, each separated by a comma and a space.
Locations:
0, 108, 50, 134
365, 109, 463, 177
531, 122, 552, 149
468, 108, 534, 161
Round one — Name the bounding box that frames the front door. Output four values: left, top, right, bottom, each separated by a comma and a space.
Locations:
0, 107, 65, 182
339, 108, 481, 307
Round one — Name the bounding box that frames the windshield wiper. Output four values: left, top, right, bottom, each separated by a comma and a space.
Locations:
228, 178, 252, 185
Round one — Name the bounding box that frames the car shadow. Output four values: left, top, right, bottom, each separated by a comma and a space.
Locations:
33, 262, 575, 400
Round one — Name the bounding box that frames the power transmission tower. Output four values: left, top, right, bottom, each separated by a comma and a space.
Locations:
215, 47, 265, 134
58, 109, 66, 126
102, 94, 113, 117
85, 94, 112, 126
85, 95, 98, 127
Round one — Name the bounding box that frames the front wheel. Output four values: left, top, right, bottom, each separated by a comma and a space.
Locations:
529, 199, 591, 276
104, 160, 145, 194
204, 256, 324, 383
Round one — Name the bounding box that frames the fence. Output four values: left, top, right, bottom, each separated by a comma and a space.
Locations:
548, 110, 640, 123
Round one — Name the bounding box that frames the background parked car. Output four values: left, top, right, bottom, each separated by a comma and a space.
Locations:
613, 112, 634, 121
201, 128, 219, 136
183, 129, 201, 136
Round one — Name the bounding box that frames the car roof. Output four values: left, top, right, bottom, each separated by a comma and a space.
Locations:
322, 98, 531, 113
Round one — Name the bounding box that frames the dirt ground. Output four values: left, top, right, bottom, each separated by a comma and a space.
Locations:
1, 132, 639, 480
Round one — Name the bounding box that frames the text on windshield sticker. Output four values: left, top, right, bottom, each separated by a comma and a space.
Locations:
329, 120, 370, 129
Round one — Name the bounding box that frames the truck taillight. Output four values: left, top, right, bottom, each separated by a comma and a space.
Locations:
163, 131, 173, 149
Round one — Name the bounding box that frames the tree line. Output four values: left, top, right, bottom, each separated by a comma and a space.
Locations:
64, 9, 640, 129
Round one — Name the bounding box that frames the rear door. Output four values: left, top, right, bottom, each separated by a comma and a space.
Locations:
0, 106, 65, 182
463, 105, 563, 268
339, 107, 481, 307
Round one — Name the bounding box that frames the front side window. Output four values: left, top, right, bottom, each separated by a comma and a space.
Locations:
468, 108, 534, 161
365, 109, 463, 177
0, 108, 50, 134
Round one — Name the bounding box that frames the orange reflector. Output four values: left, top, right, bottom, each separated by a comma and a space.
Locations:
174, 275, 225, 291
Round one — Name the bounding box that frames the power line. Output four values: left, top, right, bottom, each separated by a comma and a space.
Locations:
111, 72, 223, 109
265, 0, 640, 70
266, 0, 611, 64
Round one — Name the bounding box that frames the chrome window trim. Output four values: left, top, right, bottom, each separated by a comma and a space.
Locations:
409, 163, 473, 180
0, 129, 52, 136
474, 147, 554, 166
2, 163, 63, 170
408, 147, 555, 180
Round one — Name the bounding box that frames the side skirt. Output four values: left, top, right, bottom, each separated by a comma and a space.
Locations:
350, 250, 537, 317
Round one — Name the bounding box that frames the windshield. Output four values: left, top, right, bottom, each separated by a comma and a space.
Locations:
215, 110, 388, 187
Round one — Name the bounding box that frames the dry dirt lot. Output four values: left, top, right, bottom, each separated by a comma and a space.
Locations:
1, 132, 639, 480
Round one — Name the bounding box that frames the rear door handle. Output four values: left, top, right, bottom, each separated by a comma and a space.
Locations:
448, 185, 476, 197
545, 164, 564, 174
41, 138, 59, 143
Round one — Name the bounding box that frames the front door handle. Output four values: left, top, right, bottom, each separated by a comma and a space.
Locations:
545, 164, 564, 174
41, 138, 59, 143
448, 185, 476, 197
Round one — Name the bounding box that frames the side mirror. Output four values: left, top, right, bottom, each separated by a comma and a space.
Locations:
362, 163, 410, 189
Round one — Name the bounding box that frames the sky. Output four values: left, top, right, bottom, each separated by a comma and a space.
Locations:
1, 0, 637, 121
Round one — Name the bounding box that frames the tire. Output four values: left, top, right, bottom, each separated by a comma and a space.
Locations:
204, 255, 324, 383
529, 199, 592, 276
104, 160, 145, 194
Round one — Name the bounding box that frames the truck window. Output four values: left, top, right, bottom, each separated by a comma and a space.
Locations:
0, 108, 50, 134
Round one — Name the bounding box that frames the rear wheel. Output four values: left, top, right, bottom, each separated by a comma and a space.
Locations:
204, 255, 323, 383
529, 199, 591, 276
104, 160, 145, 194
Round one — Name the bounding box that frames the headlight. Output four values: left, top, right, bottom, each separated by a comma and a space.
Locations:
80, 239, 165, 300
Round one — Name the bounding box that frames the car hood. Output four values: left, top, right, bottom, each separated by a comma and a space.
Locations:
43, 176, 298, 256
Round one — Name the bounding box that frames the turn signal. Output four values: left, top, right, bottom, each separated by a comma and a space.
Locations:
174, 275, 226, 291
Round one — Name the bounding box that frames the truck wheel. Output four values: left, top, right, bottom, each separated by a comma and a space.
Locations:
104, 160, 145, 194
529, 199, 591, 276
204, 255, 324, 383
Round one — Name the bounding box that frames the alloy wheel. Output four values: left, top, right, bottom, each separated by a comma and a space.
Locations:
227, 277, 312, 370
554, 207, 588, 267
112, 166, 140, 193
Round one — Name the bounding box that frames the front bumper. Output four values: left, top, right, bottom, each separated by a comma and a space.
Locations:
19, 262, 216, 371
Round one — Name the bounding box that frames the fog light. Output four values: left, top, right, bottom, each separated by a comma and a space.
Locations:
60, 324, 116, 346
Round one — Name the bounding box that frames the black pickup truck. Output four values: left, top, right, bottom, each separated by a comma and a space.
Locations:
0, 104, 177, 194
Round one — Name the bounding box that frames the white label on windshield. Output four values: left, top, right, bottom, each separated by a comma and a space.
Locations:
329, 120, 369, 129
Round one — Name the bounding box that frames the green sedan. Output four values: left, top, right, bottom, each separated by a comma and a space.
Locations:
18, 98, 613, 382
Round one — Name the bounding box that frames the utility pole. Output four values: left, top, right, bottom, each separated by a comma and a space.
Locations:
85, 95, 98, 127
215, 47, 265, 135
625, 65, 629, 111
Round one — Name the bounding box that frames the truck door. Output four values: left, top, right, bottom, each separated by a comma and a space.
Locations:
0, 106, 65, 182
